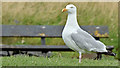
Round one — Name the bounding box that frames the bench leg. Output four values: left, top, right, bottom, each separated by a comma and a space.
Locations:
94, 53, 102, 60
7, 51, 10, 56
99, 54, 102, 60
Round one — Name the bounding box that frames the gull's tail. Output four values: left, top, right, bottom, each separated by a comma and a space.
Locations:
100, 51, 116, 56
103, 51, 116, 56
94, 51, 116, 60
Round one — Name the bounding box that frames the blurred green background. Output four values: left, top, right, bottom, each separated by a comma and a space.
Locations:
2, 2, 118, 53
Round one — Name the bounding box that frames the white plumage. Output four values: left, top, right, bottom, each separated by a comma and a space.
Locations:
62, 4, 108, 63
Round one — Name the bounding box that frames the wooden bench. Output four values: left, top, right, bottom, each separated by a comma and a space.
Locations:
0, 25, 114, 58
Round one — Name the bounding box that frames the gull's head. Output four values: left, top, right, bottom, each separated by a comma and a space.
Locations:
62, 4, 76, 14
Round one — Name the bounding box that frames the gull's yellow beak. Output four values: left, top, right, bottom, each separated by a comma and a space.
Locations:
62, 8, 68, 12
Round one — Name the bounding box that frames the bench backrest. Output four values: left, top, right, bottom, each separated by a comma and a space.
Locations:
0, 25, 109, 38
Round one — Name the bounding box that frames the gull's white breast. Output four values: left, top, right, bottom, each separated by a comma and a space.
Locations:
62, 27, 85, 52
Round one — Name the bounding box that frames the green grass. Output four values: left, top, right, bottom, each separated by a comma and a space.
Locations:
1, 52, 118, 66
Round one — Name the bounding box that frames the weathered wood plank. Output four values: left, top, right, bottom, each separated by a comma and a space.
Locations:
1, 45, 73, 51
1, 45, 114, 51
0, 25, 109, 37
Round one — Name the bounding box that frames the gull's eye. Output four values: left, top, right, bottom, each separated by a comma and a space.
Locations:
70, 6, 74, 8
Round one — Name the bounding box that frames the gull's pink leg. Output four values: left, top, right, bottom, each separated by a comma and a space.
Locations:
79, 52, 82, 63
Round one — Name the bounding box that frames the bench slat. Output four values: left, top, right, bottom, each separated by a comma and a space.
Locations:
1, 45, 73, 51
0, 25, 109, 38
1, 45, 114, 51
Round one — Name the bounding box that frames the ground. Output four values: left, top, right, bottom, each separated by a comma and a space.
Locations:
1, 52, 118, 66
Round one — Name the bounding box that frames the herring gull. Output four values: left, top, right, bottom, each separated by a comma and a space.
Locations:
62, 4, 115, 63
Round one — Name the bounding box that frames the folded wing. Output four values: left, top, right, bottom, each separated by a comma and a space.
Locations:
71, 29, 107, 52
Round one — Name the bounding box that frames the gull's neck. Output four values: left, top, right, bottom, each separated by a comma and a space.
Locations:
65, 13, 80, 29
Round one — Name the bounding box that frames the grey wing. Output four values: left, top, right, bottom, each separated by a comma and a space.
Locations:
71, 29, 107, 52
